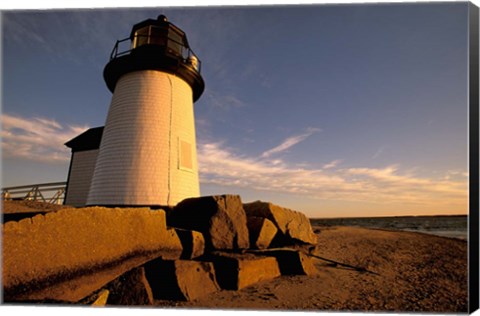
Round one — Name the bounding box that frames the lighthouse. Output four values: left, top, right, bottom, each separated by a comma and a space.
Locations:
85, 15, 204, 207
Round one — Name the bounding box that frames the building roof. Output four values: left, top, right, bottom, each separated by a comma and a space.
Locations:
65, 126, 104, 152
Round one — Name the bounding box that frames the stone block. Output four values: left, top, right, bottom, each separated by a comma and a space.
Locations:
2, 207, 183, 302
175, 228, 205, 259
206, 252, 281, 290
144, 259, 220, 301
103, 267, 154, 306
247, 216, 277, 249
168, 195, 249, 250
251, 248, 319, 276
243, 201, 317, 246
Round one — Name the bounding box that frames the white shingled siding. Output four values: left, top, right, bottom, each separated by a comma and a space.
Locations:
87, 70, 199, 206
65, 149, 99, 207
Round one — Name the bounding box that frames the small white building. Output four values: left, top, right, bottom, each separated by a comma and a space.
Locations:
64, 127, 104, 207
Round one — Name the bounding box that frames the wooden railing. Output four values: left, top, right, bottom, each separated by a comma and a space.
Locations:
2, 182, 67, 205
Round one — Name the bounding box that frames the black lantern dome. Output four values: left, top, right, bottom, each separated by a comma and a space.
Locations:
104, 15, 205, 101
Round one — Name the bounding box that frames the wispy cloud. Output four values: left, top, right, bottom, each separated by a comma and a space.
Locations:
344, 165, 462, 194
3, 10, 143, 67
261, 128, 321, 158
199, 142, 348, 197
205, 90, 246, 110
323, 159, 342, 169
372, 146, 386, 159
198, 140, 468, 209
443, 170, 469, 180
1, 113, 89, 164
240, 62, 272, 88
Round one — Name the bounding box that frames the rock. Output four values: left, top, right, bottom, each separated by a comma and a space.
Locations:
206, 252, 281, 290
250, 248, 319, 276
247, 216, 277, 249
103, 267, 154, 306
243, 201, 317, 245
2, 207, 183, 302
144, 258, 220, 301
175, 228, 205, 259
168, 195, 249, 250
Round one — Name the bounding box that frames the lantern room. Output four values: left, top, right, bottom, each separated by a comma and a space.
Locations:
130, 15, 186, 58
104, 14, 204, 101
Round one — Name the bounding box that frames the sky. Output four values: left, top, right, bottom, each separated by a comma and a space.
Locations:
1, 1, 472, 218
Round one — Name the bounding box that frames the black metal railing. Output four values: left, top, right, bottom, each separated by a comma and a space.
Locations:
109, 35, 202, 73
2, 182, 67, 204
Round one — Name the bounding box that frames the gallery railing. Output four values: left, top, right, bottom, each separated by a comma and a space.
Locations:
109, 35, 202, 73
2, 182, 67, 204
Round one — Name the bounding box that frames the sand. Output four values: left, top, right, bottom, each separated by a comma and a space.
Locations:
157, 226, 468, 313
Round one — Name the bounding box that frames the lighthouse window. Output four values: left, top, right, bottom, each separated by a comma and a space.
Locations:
133, 26, 150, 48
149, 26, 167, 46
167, 29, 183, 56
179, 139, 193, 171
133, 26, 167, 48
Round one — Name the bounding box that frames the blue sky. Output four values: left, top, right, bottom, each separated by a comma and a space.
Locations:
1, 2, 471, 217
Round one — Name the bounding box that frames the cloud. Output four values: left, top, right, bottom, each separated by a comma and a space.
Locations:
323, 159, 342, 169
240, 62, 272, 88
205, 90, 246, 110
372, 146, 386, 159
2, 10, 143, 68
261, 127, 321, 158
198, 140, 468, 208
344, 166, 462, 194
199, 142, 348, 197
443, 170, 469, 180
1, 113, 89, 164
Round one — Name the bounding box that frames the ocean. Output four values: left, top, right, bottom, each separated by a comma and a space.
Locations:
310, 215, 468, 240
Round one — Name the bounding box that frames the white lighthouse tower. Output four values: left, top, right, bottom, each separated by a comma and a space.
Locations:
86, 15, 204, 207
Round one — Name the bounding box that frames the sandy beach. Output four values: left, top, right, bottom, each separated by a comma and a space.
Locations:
157, 226, 468, 313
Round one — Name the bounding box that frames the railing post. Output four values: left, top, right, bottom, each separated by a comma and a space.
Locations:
49, 188, 65, 205
25, 189, 33, 201
36, 186, 46, 202
2, 190, 11, 201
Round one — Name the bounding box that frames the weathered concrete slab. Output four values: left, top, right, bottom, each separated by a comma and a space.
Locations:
249, 248, 319, 276
168, 195, 250, 250
247, 216, 277, 249
175, 228, 205, 259
206, 252, 281, 290
243, 201, 317, 246
103, 266, 154, 306
2, 207, 182, 302
144, 259, 220, 301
